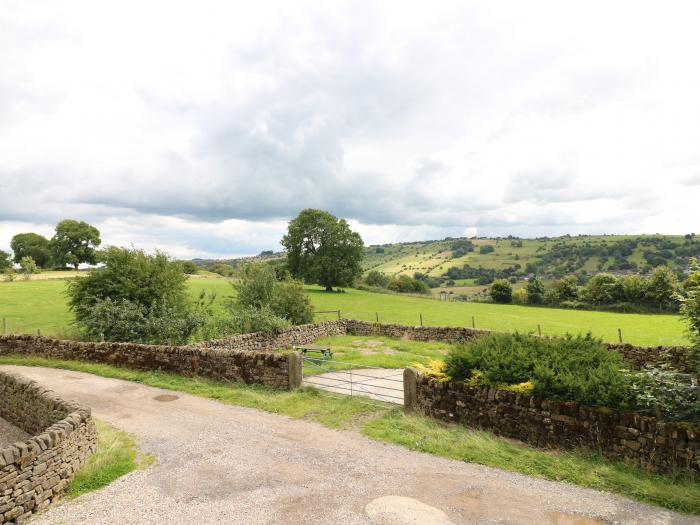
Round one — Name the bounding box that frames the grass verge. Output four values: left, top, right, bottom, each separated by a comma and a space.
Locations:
68, 419, 154, 498
1, 355, 698, 514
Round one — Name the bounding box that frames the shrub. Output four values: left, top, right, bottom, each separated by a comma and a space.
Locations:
67, 247, 188, 320
387, 275, 430, 294
213, 306, 291, 336
271, 279, 314, 325
629, 367, 700, 422
210, 263, 235, 277
234, 263, 314, 324
678, 258, 700, 375
479, 244, 495, 254
179, 261, 198, 274
551, 275, 579, 303
489, 279, 512, 303
234, 263, 276, 309
3, 267, 17, 282
365, 270, 390, 288
645, 265, 679, 309
78, 297, 208, 344
66, 247, 193, 342
584, 273, 623, 304
444, 333, 634, 409
526, 277, 545, 304
19, 256, 40, 278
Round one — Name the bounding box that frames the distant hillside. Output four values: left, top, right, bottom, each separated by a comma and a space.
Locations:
192, 234, 700, 284
363, 234, 700, 283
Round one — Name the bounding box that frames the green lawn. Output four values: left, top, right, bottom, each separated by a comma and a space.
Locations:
1, 354, 698, 514
309, 335, 453, 372
0, 277, 689, 346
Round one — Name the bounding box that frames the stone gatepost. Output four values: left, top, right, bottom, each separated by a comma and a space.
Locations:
403, 367, 418, 411
288, 351, 303, 390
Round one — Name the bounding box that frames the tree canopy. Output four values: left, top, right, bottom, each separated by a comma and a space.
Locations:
10, 233, 52, 268
281, 209, 364, 291
52, 219, 101, 269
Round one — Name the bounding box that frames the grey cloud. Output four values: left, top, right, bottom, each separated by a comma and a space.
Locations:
504, 169, 622, 205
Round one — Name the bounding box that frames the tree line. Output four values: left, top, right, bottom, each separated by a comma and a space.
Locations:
486, 265, 687, 313
0, 220, 101, 278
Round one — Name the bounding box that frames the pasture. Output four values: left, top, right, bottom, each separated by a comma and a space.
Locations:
0, 276, 689, 346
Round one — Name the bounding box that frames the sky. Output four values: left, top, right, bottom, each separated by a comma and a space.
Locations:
1, 0, 700, 259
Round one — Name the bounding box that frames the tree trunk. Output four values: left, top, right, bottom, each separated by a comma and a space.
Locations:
325, 285, 333, 292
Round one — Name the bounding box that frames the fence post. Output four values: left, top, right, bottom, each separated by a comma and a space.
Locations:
538, 324, 542, 336
337, 310, 341, 320
37, 329, 41, 336
375, 312, 379, 323
420, 313, 423, 327
472, 316, 475, 329
618, 328, 623, 343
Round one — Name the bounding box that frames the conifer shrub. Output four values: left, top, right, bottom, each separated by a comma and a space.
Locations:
445, 333, 634, 409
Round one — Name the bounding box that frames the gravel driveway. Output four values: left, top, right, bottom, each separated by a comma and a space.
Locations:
1, 365, 697, 525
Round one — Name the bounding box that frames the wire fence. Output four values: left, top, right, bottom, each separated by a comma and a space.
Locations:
311, 311, 627, 343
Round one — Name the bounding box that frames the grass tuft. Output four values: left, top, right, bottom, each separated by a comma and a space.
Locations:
68, 419, 154, 498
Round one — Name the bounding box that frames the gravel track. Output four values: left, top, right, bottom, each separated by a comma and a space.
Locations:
1, 365, 697, 525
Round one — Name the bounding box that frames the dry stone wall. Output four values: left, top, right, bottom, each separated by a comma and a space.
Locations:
0, 336, 297, 390
405, 368, 700, 475
0, 372, 96, 524
0, 321, 348, 391
198, 320, 347, 350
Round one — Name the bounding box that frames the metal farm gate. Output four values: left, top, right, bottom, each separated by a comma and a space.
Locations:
301, 355, 404, 405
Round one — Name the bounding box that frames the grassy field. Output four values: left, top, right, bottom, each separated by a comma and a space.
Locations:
1, 354, 698, 514
307, 335, 454, 372
0, 276, 688, 345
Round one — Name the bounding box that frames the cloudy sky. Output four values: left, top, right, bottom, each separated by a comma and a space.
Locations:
1, 1, 699, 258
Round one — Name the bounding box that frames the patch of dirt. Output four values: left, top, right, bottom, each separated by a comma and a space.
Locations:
366, 340, 385, 347
436, 349, 449, 355
358, 348, 378, 355
382, 349, 399, 355
153, 394, 179, 402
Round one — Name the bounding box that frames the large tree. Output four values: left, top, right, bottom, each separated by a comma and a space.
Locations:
10, 233, 53, 268
52, 219, 101, 269
281, 209, 364, 291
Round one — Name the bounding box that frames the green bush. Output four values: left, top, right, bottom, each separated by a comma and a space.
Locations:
365, 270, 390, 288
79, 297, 208, 344
66, 247, 198, 343
67, 247, 189, 321
525, 277, 545, 304
386, 275, 430, 294
207, 306, 291, 337
234, 262, 314, 324
489, 279, 512, 303
271, 279, 314, 325
629, 367, 700, 422
444, 333, 634, 409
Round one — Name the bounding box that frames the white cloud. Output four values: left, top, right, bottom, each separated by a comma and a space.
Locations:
1, 0, 700, 257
